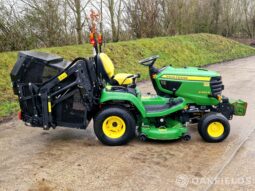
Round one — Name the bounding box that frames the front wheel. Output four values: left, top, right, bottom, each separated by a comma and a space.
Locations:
94, 106, 136, 146
198, 113, 230, 143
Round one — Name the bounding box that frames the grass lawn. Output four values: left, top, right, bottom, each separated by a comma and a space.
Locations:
1, 33, 255, 118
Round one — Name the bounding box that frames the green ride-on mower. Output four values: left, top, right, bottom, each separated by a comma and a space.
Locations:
10, 35, 247, 146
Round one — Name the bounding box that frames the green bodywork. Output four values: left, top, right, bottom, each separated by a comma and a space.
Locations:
100, 89, 188, 140
99, 66, 247, 140
155, 66, 220, 105
141, 118, 187, 140
100, 88, 187, 118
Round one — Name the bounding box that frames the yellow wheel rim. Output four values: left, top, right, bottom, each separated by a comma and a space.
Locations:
207, 122, 224, 138
102, 116, 126, 139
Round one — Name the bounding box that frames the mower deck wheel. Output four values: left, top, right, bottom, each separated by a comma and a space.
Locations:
138, 134, 147, 142
182, 134, 191, 141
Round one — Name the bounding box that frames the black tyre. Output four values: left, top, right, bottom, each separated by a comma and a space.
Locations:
197, 112, 217, 137
94, 106, 136, 146
198, 112, 230, 143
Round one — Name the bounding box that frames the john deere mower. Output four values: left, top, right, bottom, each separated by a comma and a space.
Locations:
10, 34, 247, 146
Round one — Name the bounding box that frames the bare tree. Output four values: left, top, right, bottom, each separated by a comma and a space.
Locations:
66, 0, 90, 44
20, 0, 65, 47
1, 0, 255, 52
0, 0, 37, 51
211, 0, 221, 33
125, 0, 161, 38
103, 0, 123, 42
241, 0, 255, 38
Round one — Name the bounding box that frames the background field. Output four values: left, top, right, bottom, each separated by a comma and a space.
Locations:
1, 33, 255, 118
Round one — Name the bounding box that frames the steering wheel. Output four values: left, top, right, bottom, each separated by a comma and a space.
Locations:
139, 55, 159, 67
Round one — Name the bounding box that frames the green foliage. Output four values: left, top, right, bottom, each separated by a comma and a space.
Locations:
0, 101, 20, 118
1, 34, 255, 118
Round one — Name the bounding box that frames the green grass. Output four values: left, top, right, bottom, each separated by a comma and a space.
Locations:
1, 33, 255, 118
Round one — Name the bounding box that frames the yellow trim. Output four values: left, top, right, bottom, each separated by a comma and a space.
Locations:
106, 85, 112, 91
204, 82, 210, 87
207, 122, 224, 138
102, 116, 126, 139
198, 91, 211, 94
162, 75, 211, 81
58, 72, 68, 81
48, 101, 52, 113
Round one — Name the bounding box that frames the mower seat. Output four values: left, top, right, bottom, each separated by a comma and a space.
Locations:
97, 53, 133, 85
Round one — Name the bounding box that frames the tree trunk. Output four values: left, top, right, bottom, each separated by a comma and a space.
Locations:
100, 0, 103, 34
108, 0, 118, 42
74, 0, 82, 44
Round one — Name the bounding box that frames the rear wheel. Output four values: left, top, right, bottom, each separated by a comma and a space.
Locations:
94, 106, 136, 146
198, 113, 230, 143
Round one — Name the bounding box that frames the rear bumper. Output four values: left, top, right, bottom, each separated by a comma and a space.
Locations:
230, 99, 248, 116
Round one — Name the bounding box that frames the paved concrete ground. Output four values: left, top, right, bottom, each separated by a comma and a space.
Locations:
0, 56, 255, 191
